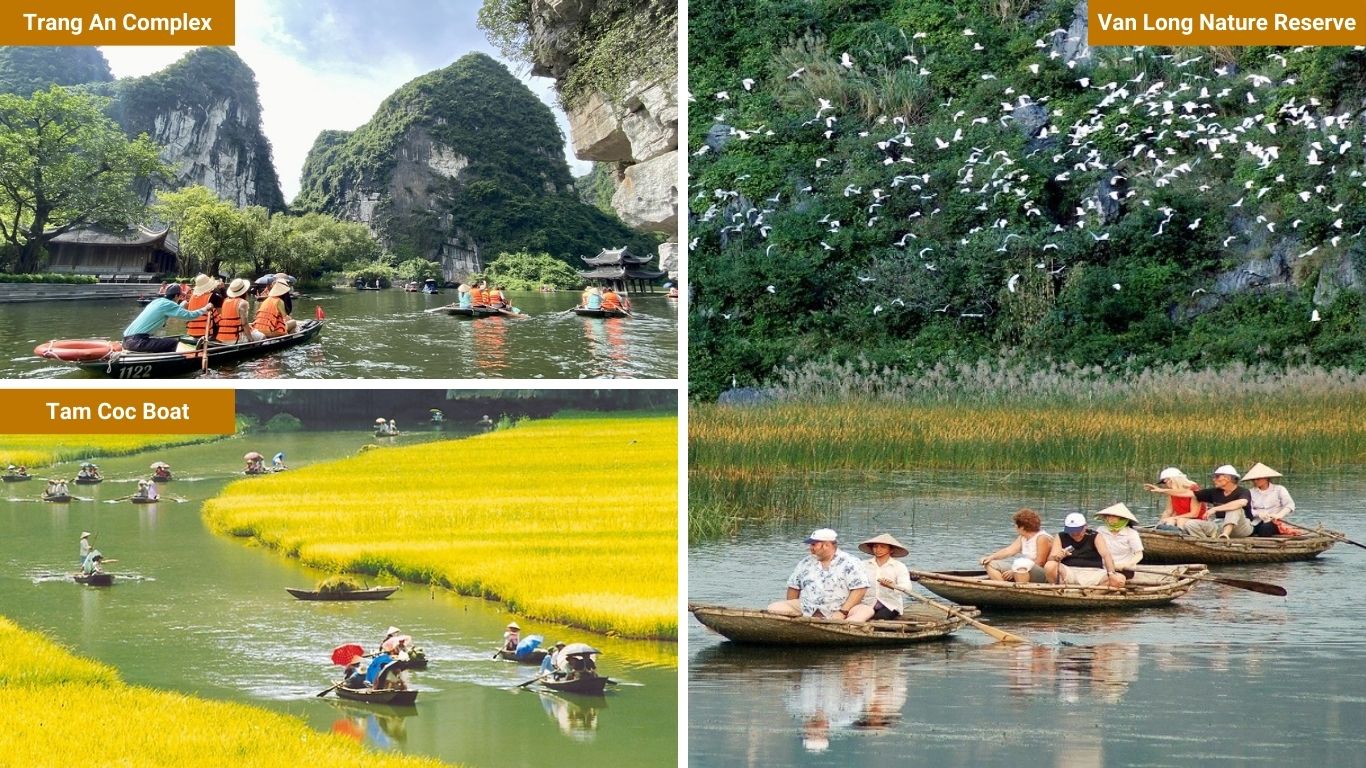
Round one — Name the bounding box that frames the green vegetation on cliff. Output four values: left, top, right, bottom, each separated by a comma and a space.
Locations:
295, 52, 658, 268
688, 0, 1366, 400
0, 47, 112, 96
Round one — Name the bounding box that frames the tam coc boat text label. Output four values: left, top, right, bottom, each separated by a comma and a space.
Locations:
0, 0, 233, 45
5, 390, 235, 434
1089, 0, 1365, 45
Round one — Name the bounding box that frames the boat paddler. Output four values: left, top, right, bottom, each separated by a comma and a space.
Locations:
121, 284, 209, 353
79, 531, 93, 565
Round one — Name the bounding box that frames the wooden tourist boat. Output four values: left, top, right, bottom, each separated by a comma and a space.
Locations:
37, 319, 323, 378
537, 675, 611, 696
495, 647, 549, 665
444, 306, 516, 318
910, 564, 1206, 610
1137, 526, 1337, 564
573, 307, 630, 319
3, 474, 33, 482
74, 477, 103, 485
73, 572, 113, 586
286, 586, 398, 601
333, 686, 418, 706
130, 496, 159, 504
688, 602, 978, 646
42, 494, 73, 503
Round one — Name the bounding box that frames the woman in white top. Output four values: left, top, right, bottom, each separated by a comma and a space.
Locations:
1095, 503, 1143, 586
982, 508, 1054, 583
1244, 462, 1295, 536
847, 533, 913, 622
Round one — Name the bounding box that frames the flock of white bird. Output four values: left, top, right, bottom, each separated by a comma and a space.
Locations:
691, 31, 1366, 325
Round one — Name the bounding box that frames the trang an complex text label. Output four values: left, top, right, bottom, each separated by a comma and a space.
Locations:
0, 0, 234, 45
1089, 0, 1365, 44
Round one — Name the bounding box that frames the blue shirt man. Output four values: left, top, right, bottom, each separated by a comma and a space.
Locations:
122, 285, 207, 353
364, 651, 394, 687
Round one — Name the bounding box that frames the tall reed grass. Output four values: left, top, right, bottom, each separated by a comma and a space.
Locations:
692, 361, 1366, 533
204, 414, 678, 640
0, 615, 448, 767
0, 434, 223, 467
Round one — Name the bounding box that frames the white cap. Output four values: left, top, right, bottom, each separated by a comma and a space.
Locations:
1212, 464, 1241, 479
1063, 513, 1087, 531
1158, 467, 1184, 481
1011, 557, 1035, 572
804, 528, 838, 543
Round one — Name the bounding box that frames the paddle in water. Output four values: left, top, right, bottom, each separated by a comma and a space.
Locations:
515, 672, 550, 689
889, 583, 1029, 644
1284, 521, 1366, 550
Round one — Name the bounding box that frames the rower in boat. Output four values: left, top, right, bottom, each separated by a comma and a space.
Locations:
539, 641, 567, 676
121, 284, 209, 353
79, 531, 94, 565
244, 452, 266, 474
582, 287, 603, 310
76, 463, 102, 482
46, 479, 70, 499
4, 465, 31, 481
272, 452, 287, 472
429, 409, 445, 425
151, 462, 172, 483
457, 284, 474, 308
487, 285, 523, 314
600, 287, 629, 314
502, 622, 521, 652
478, 414, 494, 432
81, 549, 106, 576
133, 480, 160, 502
1244, 463, 1297, 537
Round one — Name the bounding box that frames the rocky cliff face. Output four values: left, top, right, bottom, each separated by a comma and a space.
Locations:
296, 52, 657, 277
100, 48, 285, 211
527, 0, 678, 239
0, 47, 284, 212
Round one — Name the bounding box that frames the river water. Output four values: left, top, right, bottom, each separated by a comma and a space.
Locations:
0, 289, 678, 379
689, 470, 1366, 768
1, 432, 677, 766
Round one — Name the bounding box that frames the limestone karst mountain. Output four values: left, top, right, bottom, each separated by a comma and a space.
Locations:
295, 52, 658, 278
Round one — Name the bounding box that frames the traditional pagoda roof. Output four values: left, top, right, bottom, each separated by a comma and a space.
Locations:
580, 265, 668, 280
48, 225, 179, 255
581, 247, 653, 267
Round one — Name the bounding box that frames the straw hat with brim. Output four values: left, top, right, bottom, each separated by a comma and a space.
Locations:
858, 533, 909, 558
586, 287, 601, 295
1242, 462, 1283, 481
375, 418, 386, 424
506, 622, 520, 630
80, 531, 92, 539
1095, 502, 1138, 523
227, 278, 251, 298
191, 274, 217, 296
268, 281, 291, 297
384, 626, 401, 639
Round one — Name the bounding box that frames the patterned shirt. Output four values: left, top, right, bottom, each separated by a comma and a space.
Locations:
786, 549, 871, 617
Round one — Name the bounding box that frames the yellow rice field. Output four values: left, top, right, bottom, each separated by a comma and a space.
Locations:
0, 615, 449, 768
0, 434, 222, 468
203, 414, 678, 640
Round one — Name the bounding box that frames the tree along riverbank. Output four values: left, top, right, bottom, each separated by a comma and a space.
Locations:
0, 615, 449, 767
203, 412, 679, 640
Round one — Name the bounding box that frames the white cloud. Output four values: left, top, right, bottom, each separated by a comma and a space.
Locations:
99, 0, 589, 204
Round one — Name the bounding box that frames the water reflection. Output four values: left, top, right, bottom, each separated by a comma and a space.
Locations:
472, 318, 510, 376
538, 691, 605, 742
328, 702, 411, 750
786, 655, 909, 752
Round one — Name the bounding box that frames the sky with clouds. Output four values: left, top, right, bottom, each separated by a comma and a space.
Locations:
99, 0, 587, 203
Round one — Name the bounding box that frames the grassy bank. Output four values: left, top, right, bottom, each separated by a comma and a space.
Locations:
692, 366, 1366, 533
203, 413, 678, 640
0, 434, 226, 467
0, 615, 447, 768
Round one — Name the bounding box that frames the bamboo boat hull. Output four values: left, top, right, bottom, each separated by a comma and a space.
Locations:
2, 475, 32, 482
286, 586, 398, 601
74, 573, 113, 586
1137, 527, 1337, 564
538, 675, 610, 695
334, 686, 417, 706
574, 308, 630, 319
70, 319, 322, 377
130, 497, 158, 504
689, 602, 976, 646
911, 565, 1204, 610
74, 477, 102, 485
42, 495, 73, 503
495, 648, 548, 665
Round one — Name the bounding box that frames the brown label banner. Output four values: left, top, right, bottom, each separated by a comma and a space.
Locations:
1089, 0, 1366, 45
0, 0, 234, 45
5, 390, 235, 434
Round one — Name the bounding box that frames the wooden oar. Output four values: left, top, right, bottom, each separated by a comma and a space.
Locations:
889, 583, 1029, 644
1187, 572, 1286, 596
315, 681, 343, 698
423, 303, 459, 313
491, 646, 508, 660
515, 672, 550, 689
1283, 521, 1366, 550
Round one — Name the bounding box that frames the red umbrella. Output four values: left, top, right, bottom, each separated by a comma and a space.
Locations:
331, 643, 365, 666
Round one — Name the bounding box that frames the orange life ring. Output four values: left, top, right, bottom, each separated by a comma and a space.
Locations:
34, 340, 120, 362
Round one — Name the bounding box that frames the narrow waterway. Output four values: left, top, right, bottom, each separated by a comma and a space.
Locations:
0, 289, 678, 379
689, 470, 1366, 768
2, 431, 677, 766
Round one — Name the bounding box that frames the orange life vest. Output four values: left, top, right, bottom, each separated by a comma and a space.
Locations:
185, 292, 215, 337
216, 298, 246, 342
601, 291, 621, 310
472, 288, 487, 305
488, 290, 505, 306
253, 297, 288, 336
